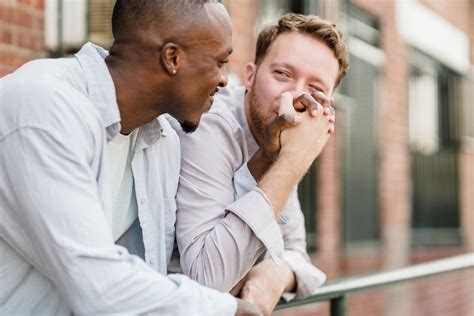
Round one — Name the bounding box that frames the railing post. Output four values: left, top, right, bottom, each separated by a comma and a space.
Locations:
330, 295, 346, 316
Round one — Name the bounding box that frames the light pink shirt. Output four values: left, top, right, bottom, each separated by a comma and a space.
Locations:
172, 85, 326, 299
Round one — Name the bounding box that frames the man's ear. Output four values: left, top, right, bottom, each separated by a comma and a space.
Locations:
161, 42, 181, 76
244, 62, 257, 89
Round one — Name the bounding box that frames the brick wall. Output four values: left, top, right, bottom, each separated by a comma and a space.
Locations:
0, 0, 45, 77
471, 0, 474, 65
1, 0, 472, 315
224, 0, 258, 82
419, 0, 474, 259
315, 134, 343, 280
352, 0, 412, 271
461, 145, 474, 253
228, 0, 474, 315
460, 0, 474, 256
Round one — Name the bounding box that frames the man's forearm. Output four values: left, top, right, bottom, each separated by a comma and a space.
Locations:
257, 156, 308, 218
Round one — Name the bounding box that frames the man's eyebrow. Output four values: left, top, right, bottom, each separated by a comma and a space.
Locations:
269, 62, 295, 71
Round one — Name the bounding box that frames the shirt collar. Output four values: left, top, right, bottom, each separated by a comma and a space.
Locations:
135, 118, 163, 152
74, 42, 121, 141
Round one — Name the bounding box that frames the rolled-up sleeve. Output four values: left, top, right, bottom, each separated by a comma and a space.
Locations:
277, 189, 327, 299
236, 162, 326, 299
0, 123, 236, 315
232, 163, 285, 263
176, 113, 285, 292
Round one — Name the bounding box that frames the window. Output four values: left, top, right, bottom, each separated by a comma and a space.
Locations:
257, 0, 326, 27
45, 0, 114, 56
409, 50, 461, 246
88, 0, 115, 48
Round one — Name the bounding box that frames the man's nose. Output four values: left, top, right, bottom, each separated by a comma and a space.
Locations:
218, 67, 228, 88
288, 81, 306, 98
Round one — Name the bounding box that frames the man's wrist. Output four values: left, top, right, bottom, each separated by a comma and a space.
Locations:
248, 148, 274, 182
281, 262, 297, 293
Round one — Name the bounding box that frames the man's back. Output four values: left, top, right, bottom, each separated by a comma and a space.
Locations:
0, 50, 111, 314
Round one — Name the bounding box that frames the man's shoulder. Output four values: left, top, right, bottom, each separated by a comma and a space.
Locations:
5, 57, 83, 87
1, 57, 87, 107
0, 58, 98, 139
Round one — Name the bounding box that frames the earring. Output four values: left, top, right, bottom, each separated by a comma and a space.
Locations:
172, 69, 177, 75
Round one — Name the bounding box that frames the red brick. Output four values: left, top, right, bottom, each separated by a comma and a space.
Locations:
14, 54, 33, 68
18, 0, 34, 5
32, 14, 44, 30
13, 9, 33, 28
0, 50, 16, 68
0, 5, 14, 24
0, 25, 13, 44
16, 30, 42, 50
36, 0, 45, 10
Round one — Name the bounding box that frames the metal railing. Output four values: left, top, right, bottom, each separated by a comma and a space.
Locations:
275, 253, 474, 316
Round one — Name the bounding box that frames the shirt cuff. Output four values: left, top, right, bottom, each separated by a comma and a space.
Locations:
281, 250, 326, 300
206, 291, 237, 315
226, 187, 285, 265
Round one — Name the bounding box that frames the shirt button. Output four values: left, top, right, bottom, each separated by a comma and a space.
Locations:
140, 198, 146, 205
149, 258, 155, 264
278, 214, 288, 225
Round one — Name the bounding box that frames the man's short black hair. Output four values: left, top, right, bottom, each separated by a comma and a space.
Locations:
111, 0, 221, 40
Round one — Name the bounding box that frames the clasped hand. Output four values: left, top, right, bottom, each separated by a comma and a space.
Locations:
261, 91, 335, 166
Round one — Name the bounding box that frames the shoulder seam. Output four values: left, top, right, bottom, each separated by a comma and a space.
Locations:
0, 125, 64, 144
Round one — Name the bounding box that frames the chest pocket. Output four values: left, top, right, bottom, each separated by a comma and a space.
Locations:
164, 198, 177, 264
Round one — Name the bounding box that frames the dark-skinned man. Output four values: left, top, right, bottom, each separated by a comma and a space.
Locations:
0, 0, 334, 314
0, 1, 259, 314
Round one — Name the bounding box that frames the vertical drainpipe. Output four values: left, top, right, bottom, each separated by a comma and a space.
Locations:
57, 0, 64, 57
86, 0, 91, 42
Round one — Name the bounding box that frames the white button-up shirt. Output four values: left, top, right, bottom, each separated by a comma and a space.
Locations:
0, 43, 236, 315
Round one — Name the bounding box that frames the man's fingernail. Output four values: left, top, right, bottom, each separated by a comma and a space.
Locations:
294, 115, 302, 122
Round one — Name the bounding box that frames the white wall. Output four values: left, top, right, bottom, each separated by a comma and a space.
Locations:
395, 0, 470, 74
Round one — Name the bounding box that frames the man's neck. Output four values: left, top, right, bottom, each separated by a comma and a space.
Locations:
106, 59, 162, 134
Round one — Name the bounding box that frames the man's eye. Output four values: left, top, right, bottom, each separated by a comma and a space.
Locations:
309, 83, 328, 95
274, 69, 290, 78
309, 85, 322, 94
218, 60, 229, 67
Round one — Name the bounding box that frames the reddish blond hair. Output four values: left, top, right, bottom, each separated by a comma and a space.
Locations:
255, 13, 349, 87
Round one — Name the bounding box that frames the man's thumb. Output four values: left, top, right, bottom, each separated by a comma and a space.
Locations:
278, 92, 295, 116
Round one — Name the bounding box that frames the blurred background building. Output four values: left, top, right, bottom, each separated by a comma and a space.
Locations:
1, 0, 473, 315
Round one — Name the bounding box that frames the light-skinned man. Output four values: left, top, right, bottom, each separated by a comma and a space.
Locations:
173, 13, 349, 315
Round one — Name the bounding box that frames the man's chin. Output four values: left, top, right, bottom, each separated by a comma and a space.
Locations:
180, 120, 199, 134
